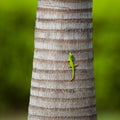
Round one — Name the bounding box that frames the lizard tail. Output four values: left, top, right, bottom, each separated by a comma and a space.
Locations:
71, 68, 74, 81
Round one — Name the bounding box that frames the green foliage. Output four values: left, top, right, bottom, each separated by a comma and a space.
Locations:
98, 112, 120, 120
93, 0, 120, 111
0, 0, 37, 111
0, 0, 120, 112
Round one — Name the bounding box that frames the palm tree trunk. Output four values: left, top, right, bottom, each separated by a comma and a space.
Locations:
28, 0, 97, 119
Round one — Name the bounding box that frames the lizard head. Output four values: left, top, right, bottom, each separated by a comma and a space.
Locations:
69, 52, 73, 58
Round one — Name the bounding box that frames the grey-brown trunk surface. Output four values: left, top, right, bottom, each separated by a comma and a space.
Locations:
28, 0, 97, 119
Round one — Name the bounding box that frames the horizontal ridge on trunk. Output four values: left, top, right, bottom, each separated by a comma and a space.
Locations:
35, 28, 93, 33
33, 57, 93, 63
34, 48, 93, 53
32, 71, 94, 80
35, 38, 92, 43
37, 18, 92, 23
32, 77, 94, 82
29, 107, 96, 118
35, 42, 92, 51
37, 7, 92, 13
34, 49, 93, 61
36, 22, 92, 30
39, 0, 92, 3
37, 12, 92, 19
31, 78, 94, 89
30, 94, 95, 101
28, 114, 96, 120
29, 104, 96, 111
31, 87, 95, 99
33, 67, 93, 74
31, 86, 94, 93
33, 59, 93, 70
35, 31, 92, 40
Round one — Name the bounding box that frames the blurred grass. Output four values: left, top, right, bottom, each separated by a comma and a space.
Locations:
0, 112, 27, 120
98, 112, 120, 120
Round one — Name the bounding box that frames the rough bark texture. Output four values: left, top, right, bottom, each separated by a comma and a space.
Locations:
28, 0, 97, 119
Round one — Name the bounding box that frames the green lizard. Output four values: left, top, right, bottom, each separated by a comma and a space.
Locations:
67, 52, 78, 81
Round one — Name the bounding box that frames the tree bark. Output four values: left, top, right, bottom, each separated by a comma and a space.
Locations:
28, 0, 97, 119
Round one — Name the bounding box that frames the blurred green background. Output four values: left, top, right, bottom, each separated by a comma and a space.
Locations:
0, 0, 120, 119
